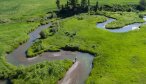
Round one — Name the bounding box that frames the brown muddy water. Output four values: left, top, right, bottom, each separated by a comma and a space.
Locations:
5, 23, 94, 84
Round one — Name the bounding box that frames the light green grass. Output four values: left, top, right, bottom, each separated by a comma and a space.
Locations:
28, 14, 146, 83
0, 0, 144, 83
0, 0, 140, 21
97, 11, 144, 29
0, 0, 66, 21
0, 23, 73, 84
0, 23, 38, 52
0, 23, 39, 73
26, 15, 107, 57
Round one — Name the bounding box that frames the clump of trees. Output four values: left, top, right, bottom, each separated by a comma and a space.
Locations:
40, 20, 59, 39
55, 0, 146, 17
139, 0, 146, 10
56, 0, 97, 17
56, 0, 60, 10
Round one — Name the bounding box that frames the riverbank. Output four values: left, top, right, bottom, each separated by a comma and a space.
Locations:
5, 20, 94, 83
59, 61, 80, 84
25, 13, 146, 83
96, 11, 145, 29
97, 15, 146, 32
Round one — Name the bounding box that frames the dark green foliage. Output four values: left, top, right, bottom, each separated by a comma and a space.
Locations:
0, 60, 72, 84
40, 27, 58, 39
139, 0, 146, 10
68, 0, 78, 8
94, 1, 99, 11
81, 0, 87, 8
63, 43, 79, 51
40, 20, 60, 39
88, 0, 91, 14
56, 0, 60, 10
98, 4, 137, 12
26, 40, 60, 57
65, 31, 77, 38
40, 29, 50, 39
76, 16, 84, 20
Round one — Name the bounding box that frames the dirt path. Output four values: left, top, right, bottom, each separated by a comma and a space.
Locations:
58, 61, 81, 84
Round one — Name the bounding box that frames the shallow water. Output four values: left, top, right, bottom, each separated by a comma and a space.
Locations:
6, 23, 94, 84
144, 16, 146, 21
0, 80, 6, 84
96, 16, 146, 32
97, 18, 115, 28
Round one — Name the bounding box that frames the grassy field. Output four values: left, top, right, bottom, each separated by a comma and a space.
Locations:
27, 13, 146, 83
0, 0, 146, 83
92, 0, 139, 5
0, 0, 140, 21
0, 0, 74, 83
97, 11, 144, 29
0, 22, 38, 69
0, 22, 73, 84
0, 0, 66, 21
0, 22, 41, 82
26, 15, 107, 57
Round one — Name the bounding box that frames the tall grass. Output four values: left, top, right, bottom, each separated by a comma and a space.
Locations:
28, 14, 146, 83
11, 60, 72, 84
0, 0, 145, 83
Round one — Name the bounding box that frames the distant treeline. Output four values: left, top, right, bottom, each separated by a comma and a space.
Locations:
55, 0, 146, 17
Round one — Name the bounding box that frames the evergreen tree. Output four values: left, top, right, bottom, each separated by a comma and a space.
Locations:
81, 0, 87, 8
68, 0, 78, 8
95, 1, 99, 11
66, 1, 69, 7
88, 0, 90, 14
56, 0, 60, 10
139, 0, 146, 10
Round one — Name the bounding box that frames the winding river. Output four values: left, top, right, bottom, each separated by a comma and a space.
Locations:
4, 16, 146, 84
6, 23, 94, 84
97, 16, 146, 32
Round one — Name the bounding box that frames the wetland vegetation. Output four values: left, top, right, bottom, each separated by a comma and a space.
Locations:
1, 0, 146, 84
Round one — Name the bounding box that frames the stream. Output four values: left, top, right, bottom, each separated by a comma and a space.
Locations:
5, 23, 94, 84
96, 16, 146, 32
5, 15, 146, 84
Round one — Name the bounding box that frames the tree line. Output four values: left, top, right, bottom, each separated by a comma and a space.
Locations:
55, 0, 99, 17
55, 0, 146, 18
139, 0, 146, 10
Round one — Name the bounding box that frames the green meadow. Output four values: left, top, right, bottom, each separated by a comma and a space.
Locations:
1, 0, 146, 84
27, 13, 146, 83
0, 0, 140, 21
